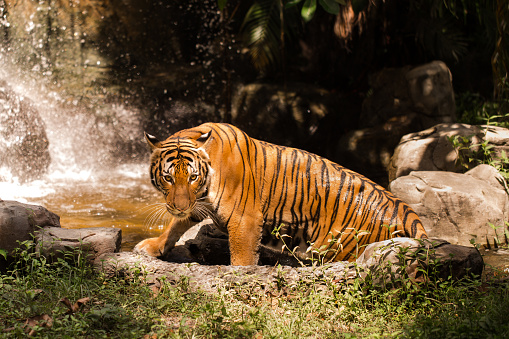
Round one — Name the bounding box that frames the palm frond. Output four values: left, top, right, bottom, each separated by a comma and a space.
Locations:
415, 15, 468, 62
240, 0, 300, 74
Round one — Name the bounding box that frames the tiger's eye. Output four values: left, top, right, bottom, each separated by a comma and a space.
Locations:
163, 175, 174, 184
189, 174, 198, 181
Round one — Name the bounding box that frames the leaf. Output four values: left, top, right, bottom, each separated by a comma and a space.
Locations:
0, 248, 7, 260
24, 314, 53, 336
319, 0, 340, 15
60, 297, 90, 314
301, 0, 317, 22
217, 0, 228, 11
285, 0, 303, 8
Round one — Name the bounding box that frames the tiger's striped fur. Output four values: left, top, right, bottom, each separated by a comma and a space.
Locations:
134, 122, 427, 265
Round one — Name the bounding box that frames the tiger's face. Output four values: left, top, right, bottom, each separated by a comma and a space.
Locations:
145, 131, 211, 220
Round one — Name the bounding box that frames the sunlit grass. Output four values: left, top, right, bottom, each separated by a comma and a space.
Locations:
1, 241, 509, 338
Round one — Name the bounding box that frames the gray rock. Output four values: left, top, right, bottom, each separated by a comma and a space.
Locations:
388, 123, 509, 182
95, 251, 355, 293
356, 237, 483, 283
0, 200, 60, 254
164, 220, 312, 267
361, 60, 455, 128
36, 226, 121, 263
231, 83, 344, 149
406, 61, 456, 125
337, 61, 456, 185
390, 165, 509, 247
96, 235, 482, 293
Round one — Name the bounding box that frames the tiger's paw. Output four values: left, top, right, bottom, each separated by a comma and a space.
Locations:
133, 238, 164, 257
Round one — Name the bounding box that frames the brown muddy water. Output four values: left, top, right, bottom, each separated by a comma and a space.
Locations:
1, 165, 166, 251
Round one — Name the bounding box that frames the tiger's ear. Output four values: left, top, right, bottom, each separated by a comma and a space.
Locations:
195, 130, 212, 146
144, 132, 161, 150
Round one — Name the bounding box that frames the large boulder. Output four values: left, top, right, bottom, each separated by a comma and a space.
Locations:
356, 237, 483, 283
390, 165, 509, 247
0, 200, 60, 254
336, 61, 456, 185
0, 81, 51, 182
231, 83, 348, 150
96, 236, 481, 294
388, 123, 509, 182
361, 60, 456, 128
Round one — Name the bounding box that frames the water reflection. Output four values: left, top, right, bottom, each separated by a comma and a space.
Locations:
1, 164, 164, 251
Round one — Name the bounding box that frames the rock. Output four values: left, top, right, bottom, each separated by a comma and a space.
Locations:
0, 200, 60, 254
164, 220, 312, 267
361, 60, 456, 128
96, 251, 355, 293
388, 123, 509, 182
390, 165, 509, 247
335, 114, 426, 186
96, 235, 482, 293
405, 61, 456, 125
231, 83, 347, 149
336, 61, 456, 185
0, 81, 51, 182
36, 226, 121, 263
356, 237, 483, 283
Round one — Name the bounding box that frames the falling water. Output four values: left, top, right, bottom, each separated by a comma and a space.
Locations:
0, 55, 166, 250
0, 0, 235, 249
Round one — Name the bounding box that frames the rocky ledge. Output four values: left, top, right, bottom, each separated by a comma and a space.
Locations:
0, 200, 483, 293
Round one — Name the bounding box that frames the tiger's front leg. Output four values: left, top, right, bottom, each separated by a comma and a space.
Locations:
226, 213, 264, 266
133, 217, 196, 258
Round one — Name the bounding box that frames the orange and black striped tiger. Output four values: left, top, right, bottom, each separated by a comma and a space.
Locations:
134, 122, 427, 265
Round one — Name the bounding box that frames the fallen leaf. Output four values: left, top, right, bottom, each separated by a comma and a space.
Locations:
60, 297, 90, 314
150, 285, 160, 298
24, 314, 53, 336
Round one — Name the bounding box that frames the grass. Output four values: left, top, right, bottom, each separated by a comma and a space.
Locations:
1, 241, 509, 338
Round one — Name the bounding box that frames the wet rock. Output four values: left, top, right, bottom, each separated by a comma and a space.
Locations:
356, 238, 483, 283
0, 80, 50, 182
390, 165, 509, 247
0, 200, 60, 255
388, 123, 509, 182
36, 226, 121, 263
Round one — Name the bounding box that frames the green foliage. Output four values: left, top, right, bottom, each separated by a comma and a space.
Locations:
2, 238, 509, 338
456, 92, 509, 127
493, 1, 509, 109
239, 0, 294, 74
0, 248, 7, 260
0, 242, 509, 338
448, 131, 509, 182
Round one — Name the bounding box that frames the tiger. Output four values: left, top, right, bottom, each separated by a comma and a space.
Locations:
134, 122, 427, 265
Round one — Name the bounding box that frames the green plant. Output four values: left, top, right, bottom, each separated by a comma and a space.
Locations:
448, 131, 509, 182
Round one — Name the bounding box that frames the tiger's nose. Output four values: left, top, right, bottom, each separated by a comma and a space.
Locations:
173, 192, 191, 211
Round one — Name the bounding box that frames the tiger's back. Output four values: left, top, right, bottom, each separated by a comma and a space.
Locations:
135, 122, 427, 265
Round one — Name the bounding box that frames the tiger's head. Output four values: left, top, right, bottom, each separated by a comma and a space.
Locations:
145, 128, 212, 220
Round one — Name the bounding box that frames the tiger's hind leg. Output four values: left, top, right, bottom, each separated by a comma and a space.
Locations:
133, 218, 198, 258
